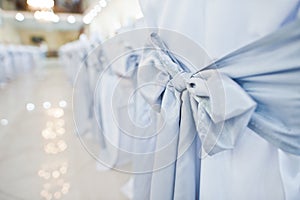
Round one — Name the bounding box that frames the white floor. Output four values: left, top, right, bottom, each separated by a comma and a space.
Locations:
0, 58, 130, 200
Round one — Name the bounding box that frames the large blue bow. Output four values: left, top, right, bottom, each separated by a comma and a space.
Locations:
138, 18, 300, 156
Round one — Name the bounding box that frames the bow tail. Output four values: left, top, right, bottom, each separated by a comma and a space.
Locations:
173, 90, 200, 200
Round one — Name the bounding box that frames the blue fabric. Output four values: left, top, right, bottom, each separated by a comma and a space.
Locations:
135, 18, 300, 200
200, 18, 300, 155
280, 0, 300, 26
139, 18, 300, 157
137, 45, 202, 199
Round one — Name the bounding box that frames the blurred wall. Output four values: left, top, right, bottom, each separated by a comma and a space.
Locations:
18, 29, 80, 50
88, 0, 143, 39
0, 22, 80, 50
0, 21, 21, 44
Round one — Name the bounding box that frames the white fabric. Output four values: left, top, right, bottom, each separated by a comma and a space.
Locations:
139, 0, 299, 58
138, 0, 300, 199
0, 44, 40, 84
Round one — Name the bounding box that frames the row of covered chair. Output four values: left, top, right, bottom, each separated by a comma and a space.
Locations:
0, 44, 42, 85
60, 2, 300, 197
59, 29, 145, 198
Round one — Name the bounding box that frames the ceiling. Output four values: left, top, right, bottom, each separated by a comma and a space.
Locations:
1, 0, 86, 13
0, 10, 83, 30
0, 0, 98, 31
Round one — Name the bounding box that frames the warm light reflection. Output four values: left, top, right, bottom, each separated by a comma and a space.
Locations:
59, 166, 67, 174
94, 5, 102, 13
40, 189, 48, 197
42, 129, 57, 140
57, 140, 67, 150
27, 0, 54, 9
47, 108, 64, 118
43, 101, 52, 109
61, 187, 69, 194
0, 119, 8, 126
99, 0, 107, 8
63, 182, 70, 190
43, 119, 66, 139
58, 100, 67, 108
52, 170, 60, 179
38, 170, 45, 177
44, 140, 67, 154
15, 13, 25, 21
40, 106, 69, 199
56, 128, 65, 135
54, 191, 62, 199
38, 163, 69, 180
34, 10, 60, 23
67, 16, 76, 24
26, 103, 35, 111
83, 0, 110, 24
83, 15, 92, 25
38, 170, 71, 197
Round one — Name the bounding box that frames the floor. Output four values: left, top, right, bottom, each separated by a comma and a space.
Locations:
0, 58, 130, 200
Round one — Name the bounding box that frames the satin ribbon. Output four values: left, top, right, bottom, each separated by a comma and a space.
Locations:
138, 18, 300, 156
138, 33, 256, 155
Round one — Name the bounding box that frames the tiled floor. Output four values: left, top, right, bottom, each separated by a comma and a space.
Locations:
0, 59, 130, 200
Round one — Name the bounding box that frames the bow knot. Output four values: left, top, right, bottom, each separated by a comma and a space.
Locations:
170, 72, 192, 92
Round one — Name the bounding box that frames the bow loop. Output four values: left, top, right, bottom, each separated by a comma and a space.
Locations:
191, 70, 257, 155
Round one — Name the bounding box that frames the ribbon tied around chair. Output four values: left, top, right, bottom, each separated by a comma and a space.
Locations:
137, 33, 257, 156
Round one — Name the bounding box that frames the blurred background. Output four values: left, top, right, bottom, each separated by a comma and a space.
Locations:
0, 0, 143, 199
0, 0, 143, 55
